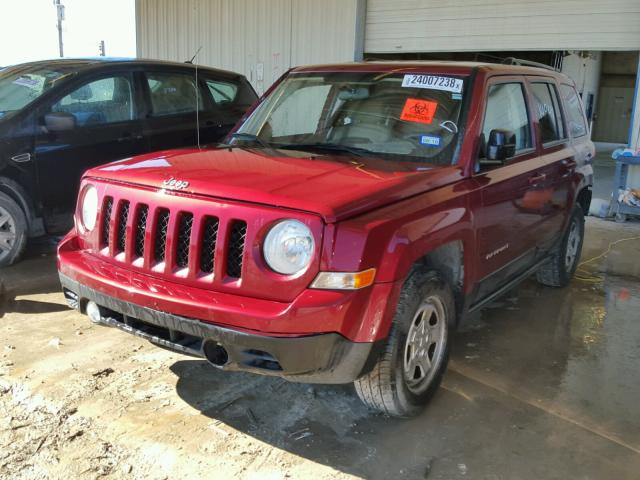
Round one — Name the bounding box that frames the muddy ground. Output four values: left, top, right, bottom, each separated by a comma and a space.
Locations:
1, 217, 640, 480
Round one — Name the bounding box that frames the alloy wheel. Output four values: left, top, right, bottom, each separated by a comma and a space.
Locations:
565, 219, 581, 270
0, 206, 17, 263
403, 295, 447, 393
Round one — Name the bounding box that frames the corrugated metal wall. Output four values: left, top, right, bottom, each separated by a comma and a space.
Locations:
365, 0, 640, 53
135, 0, 363, 94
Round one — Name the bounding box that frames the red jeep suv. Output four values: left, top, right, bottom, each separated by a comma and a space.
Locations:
58, 62, 593, 417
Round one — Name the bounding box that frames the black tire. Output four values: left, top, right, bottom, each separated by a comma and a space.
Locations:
0, 191, 28, 267
354, 270, 455, 417
536, 206, 585, 288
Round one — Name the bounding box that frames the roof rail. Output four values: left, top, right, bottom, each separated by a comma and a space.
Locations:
501, 57, 558, 72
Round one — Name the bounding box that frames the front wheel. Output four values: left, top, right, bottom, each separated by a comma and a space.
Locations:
354, 270, 454, 417
536, 206, 585, 287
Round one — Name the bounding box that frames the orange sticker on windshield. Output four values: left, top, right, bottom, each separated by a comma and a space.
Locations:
400, 98, 438, 124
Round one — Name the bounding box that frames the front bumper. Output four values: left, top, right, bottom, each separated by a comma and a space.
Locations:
60, 273, 382, 383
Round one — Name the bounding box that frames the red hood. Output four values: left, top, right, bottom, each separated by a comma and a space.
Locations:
86, 147, 465, 222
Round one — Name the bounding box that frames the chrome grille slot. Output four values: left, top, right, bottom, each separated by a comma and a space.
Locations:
116, 200, 130, 254
154, 208, 170, 263
226, 220, 247, 278
200, 216, 219, 274
175, 213, 194, 269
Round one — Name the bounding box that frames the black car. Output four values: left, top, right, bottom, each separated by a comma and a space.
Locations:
0, 58, 257, 266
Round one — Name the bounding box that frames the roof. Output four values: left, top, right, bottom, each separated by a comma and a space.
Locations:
291, 60, 566, 78
4, 57, 243, 78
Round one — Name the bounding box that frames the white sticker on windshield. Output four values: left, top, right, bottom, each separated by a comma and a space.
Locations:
12, 77, 39, 89
402, 75, 463, 93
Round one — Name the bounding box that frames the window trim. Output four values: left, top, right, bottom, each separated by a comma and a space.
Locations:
559, 83, 589, 139
477, 77, 536, 168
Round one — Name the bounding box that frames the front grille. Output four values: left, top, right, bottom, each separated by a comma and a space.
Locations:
176, 213, 194, 269
116, 201, 130, 254
97, 199, 248, 281
154, 209, 170, 262
227, 221, 247, 278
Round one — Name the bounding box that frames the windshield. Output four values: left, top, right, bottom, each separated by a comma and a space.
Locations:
0, 64, 75, 117
237, 71, 468, 165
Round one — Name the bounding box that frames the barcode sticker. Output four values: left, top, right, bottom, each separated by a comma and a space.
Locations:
402, 75, 463, 93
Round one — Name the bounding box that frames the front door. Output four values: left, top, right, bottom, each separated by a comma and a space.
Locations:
473, 78, 544, 301
34, 73, 146, 232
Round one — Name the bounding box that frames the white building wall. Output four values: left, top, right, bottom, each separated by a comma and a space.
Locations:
135, 0, 364, 94
365, 0, 640, 53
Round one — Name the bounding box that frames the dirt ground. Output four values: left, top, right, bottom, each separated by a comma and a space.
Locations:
1, 217, 640, 480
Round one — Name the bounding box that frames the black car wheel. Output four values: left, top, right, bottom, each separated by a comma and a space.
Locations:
354, 270, 454, 417
536, 205, 585, 288
0, 192, 27, 267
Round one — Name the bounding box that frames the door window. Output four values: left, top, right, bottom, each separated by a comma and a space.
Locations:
205, 79, 238, 105
560, 84, 588, 138
52, 76, 135, 126
531, 82, 565, 144
146, 72, 203, 116
481, 83, 532, 157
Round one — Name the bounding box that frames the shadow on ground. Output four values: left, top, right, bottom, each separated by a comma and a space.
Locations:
171, 277, 640, 479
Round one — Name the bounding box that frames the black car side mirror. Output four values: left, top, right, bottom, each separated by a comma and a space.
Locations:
486, 129, 516, 161
44, 112, 76, 132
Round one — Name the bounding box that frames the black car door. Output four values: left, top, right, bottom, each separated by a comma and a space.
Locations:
34, 71, 147, 232
140, 69, 219, 151
200, 75, 258, 143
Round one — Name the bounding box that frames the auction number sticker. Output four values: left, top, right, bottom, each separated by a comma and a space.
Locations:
402, 75, 463, 93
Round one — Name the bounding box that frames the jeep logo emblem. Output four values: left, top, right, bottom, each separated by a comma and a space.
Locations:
162, 177, 189, 190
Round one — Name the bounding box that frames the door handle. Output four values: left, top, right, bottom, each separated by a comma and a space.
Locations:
117, 133, 144, 142
11, 153, 31, 163
562, 159, 577, 169
528, 173, 546, 185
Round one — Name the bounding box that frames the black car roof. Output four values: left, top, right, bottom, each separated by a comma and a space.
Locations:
6, 57, 245, 79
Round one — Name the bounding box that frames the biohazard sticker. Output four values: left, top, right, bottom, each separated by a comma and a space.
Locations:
402, 74, 463, 93
400, 98, 438, 124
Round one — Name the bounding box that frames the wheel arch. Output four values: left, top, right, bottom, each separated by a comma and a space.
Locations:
576, 186, 592, 217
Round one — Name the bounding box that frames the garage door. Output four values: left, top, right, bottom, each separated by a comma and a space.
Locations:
364, 0, 640, 53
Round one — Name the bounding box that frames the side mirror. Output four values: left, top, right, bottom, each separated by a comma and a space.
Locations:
44, 112, 76, 132
486, 129, 516, 161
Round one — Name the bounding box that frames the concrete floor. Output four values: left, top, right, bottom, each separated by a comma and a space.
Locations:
0, 160, 639, 478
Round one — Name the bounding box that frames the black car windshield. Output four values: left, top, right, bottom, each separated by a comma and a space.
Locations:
0, 64, 75, 117
236, 71, 467, 165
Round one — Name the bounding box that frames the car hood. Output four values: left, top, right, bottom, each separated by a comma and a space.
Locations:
86, 147, 465, 222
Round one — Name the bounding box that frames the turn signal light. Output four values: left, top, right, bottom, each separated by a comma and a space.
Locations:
310, 268, 376, 290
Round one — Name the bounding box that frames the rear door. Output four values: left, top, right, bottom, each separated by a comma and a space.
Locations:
200, 74, 258, 142
34, 71, 146, 231
140, 69, 215, 151
473, 77, 545, 299
525, 77, 575, 251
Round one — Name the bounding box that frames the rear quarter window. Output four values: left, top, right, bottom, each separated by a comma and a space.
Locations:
560, 84, 588, 138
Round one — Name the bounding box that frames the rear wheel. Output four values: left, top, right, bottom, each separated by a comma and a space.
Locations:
354, 270, 454, 417
536, 206, 584, 287
0, 192, 27, 267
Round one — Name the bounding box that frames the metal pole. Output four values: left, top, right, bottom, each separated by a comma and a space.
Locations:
55, 0, 64, 58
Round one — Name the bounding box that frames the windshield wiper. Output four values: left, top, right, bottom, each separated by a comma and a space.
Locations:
276, 142, 375, 157
223, 132, 273, 149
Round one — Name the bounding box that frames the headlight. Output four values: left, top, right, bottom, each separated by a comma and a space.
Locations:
80, 184, 98, 232
263, 220, 314, 275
